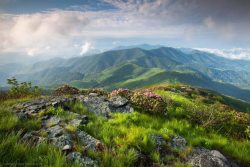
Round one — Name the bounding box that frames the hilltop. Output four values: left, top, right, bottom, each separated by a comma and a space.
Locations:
0, 84, 249, 167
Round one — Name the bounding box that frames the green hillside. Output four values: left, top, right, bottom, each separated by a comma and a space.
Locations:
70, 62, 250, 101
0, 84, 249, 166
2, 47, 250, 101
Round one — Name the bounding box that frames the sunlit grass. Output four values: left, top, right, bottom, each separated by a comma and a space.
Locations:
0, 91, 250, 166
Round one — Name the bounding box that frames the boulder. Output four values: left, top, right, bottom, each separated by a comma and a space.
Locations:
188, 148, 238, 167
82, 95, 112, 117
82, 95, 134, 117
108, 96, 128, 107
46, 125, 73, 150
47, 125, 65, 138
50, 133, 73, 150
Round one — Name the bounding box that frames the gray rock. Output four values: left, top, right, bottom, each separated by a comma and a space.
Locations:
69, 117, 88, 127
14, 96, 77, 116
82, 95, 134, 117
169, 136, 187, 150
50, 133, 73, 150
108, 96, 128, 107
22, 131, 46, 145
15, 95, 133, 119
76, 129, 102, 151
67, 152, 98, 167
114, 104, 134, 113
83, 96, 112, 117
16, 112, 28, 120
44, 116, 61, 127
188, 148, 238, 167
47, 125, 65, 138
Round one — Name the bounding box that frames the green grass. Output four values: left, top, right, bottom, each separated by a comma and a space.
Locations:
0, 99, 81, 167
0, 86, 250, 166
79, 110, 250, 166
0, 133, 82, 167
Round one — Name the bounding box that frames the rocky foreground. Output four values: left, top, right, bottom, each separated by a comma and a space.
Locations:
12, 90, 240, 167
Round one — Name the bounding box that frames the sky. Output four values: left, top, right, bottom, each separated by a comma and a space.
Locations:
0, 0, 250, 59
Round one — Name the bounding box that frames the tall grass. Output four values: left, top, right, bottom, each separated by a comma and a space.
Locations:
0, 99, 81, 167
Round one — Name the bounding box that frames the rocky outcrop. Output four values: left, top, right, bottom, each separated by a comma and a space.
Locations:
78, 94, 133, 117
13, 93, 135, 166
14, 96, 77, 118
14, 94, 134, 118
13, 92, 241, 167
164, 135, 238, 167
188, 148, 239, 167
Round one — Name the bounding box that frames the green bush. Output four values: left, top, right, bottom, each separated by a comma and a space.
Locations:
130, 90, 167, 114
156, 90, 250, 139
6, 77, 41, 99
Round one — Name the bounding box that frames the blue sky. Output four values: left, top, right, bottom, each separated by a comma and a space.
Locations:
0, 0, 115, 13
0, 0, 250, 59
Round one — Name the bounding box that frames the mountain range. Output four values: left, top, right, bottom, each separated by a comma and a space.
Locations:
1, 46, 250, 101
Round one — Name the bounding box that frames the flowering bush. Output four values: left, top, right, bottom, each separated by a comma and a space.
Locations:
109, 88, 166, 114
130, 90, 166, 114
109, 88, 132, 99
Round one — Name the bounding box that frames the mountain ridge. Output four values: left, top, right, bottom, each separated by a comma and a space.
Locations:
1, 46, 250, 101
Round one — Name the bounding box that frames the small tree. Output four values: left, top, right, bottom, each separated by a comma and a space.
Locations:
6, 77, 41, 98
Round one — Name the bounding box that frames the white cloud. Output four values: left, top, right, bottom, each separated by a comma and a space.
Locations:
0, 7, 188, 58
0, 0, 249, 59
195, 48, 250, 60
80, 42, 91, 55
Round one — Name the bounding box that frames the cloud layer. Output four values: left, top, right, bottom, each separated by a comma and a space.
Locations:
0, 0, 250, 59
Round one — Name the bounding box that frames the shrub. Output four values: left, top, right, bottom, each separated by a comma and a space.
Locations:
109, 88, 133, 99
110, 89, 167, 114
53, 85, 79, 95
130, 90, 166, 114
6, 77, 41, 99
